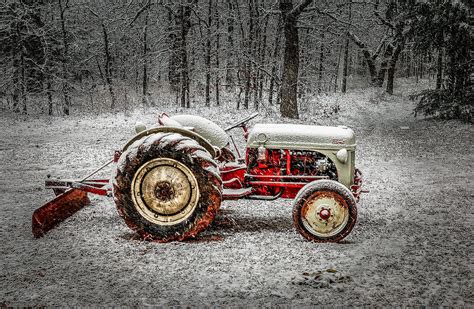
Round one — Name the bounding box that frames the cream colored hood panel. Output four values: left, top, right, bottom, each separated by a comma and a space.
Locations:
247, 124, 356, 150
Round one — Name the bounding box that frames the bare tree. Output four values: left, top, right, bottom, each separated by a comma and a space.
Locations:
341, 0, 351, 93
279, 0, 313, 119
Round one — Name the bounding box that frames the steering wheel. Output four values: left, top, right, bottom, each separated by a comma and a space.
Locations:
224, 112, 259, 132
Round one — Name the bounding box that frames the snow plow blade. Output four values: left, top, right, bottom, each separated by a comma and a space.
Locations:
32, 189, 90, 238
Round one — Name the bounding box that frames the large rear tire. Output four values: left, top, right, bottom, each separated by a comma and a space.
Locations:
113, 132, 222, 241
292, 180, 357, 243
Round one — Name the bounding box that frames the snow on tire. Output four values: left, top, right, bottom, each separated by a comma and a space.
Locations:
292, 180, 357, 243
113, 132, 222, 242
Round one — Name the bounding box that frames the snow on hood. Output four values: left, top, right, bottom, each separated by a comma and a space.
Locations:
247, 123, 356, 150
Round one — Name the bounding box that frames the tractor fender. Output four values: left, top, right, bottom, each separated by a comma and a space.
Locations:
122, 126, 217, 157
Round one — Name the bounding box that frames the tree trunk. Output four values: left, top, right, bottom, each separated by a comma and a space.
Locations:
279, 0, 312, 119
268, 16, 282, 106
205, 0, 212, 106
279, 11, 299, 118
20, 47, 27, 114
59, 0, 71, 115
376, 43, 394, 87
243, 0, 255, 110
100, 23, 116, 108
214, 1, 220, 106
317, 33, 325, 94
436, 47, 443, 90
168, 10, 180, 93
180, 5, 191, 108
225, 0, 235, 90
142, 8, 149, 106
386, 43, 402, 95
347, 31, 378, 85
169, 1, 194, 106
12, 23, 20, 113
257, 14, 269, 106
341, 0, 351, 93
47, 78, 53, 115
334, 41, 343, 92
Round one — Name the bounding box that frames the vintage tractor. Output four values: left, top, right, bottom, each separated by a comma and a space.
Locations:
34, 112, 363, 243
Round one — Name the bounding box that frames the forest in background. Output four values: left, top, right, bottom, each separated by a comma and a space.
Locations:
0, 0, 472, 121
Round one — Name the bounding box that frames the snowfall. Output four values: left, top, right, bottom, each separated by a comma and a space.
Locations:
0, 80, 472, 306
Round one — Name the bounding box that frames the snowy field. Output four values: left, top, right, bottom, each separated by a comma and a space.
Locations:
0, 82, 473, 306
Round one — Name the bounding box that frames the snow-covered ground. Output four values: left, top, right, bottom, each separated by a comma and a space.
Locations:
0, 81, 473, 306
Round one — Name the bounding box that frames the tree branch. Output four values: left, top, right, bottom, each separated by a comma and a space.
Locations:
372, 35, 388, 60
374, 10, 395, 30
129, 0, 151, 27
289, 0, 313, 17
306, 7, 352, 26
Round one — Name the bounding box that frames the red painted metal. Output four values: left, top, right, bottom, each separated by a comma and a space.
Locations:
285, 149, 291, 175
45, 179, 110, 196
114, 150, 122, 162
242, 124, 249, 141
248, 181, 306, 189
229, 135, 241, 158
351, 168, 363, 202
222, 187, 253, 199
319, 208, 330, 220
220, 164, 246, 189
245, 174, 328, 180
32, 189, 90, 238
70, 183, 109, 196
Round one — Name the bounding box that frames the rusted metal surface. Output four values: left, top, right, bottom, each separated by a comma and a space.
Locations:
301, 191, 349, 238
220, 164, 246, 189
222, 187, 252, 200
32, 189, 90, 238
131, 158, 199, 225
351, 168, 363, 202
245, 174, 329, 180
122, 126, 216, 157
292, 180, 357, 243
113, 150, 122, 162
247, 181, 307, 188
45, 179, 110, 196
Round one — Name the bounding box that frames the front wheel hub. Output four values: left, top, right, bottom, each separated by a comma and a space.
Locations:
319, 208, 331, 221
301, 191, 349, 238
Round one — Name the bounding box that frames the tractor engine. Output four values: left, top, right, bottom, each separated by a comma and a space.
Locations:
246, 148, 338, 197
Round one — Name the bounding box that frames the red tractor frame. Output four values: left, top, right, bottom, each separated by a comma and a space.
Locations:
34, 112, 363, 243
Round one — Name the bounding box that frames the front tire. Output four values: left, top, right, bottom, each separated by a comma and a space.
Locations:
292, 180, 357, 243
113, 132, 222, 242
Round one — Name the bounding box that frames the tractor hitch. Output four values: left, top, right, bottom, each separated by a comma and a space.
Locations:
33, 159, 113, 238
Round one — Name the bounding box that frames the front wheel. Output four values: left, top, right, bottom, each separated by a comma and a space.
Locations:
292, 180, 357, 243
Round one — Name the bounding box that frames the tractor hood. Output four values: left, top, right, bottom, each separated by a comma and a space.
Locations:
247, 124, 356, 151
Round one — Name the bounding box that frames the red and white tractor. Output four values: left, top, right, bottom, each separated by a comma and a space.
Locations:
34, 112, 363, 243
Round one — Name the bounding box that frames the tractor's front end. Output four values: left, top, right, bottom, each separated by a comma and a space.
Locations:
218, 122, 363, 242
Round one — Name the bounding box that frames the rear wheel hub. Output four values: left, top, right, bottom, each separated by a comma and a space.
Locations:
154, 181, 176, 201
131, 158, 199, 225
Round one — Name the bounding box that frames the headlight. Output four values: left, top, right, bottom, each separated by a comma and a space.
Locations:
336, 148, 348, 163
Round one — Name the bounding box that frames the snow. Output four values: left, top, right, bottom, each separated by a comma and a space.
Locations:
170, 114, 230, 149
0, 79, 473, 306
247, 123, 356, 149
